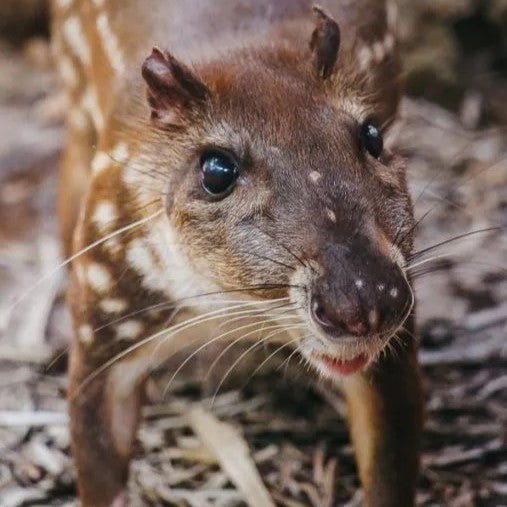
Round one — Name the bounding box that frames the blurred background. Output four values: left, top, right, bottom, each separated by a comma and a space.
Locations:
0, 1, 506, 505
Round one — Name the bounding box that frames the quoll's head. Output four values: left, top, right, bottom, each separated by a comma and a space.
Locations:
137, 7, 414, 380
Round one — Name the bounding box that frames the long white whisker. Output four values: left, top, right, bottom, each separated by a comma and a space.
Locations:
281, 344, 305, 378
209, 324, 306, 406
406, 253, 453, 271
148, 299, 296, 359
148, 312, 296, 385
10, 209, 163, 310
203, 313, 300, 381
248, 336, 302, 382
95, 296, 290, 332
73, 299, 287, 398
163, 318, 300, 395
207, 300, 293, 337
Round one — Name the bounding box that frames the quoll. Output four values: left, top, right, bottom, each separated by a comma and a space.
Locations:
52, 0, 423, 505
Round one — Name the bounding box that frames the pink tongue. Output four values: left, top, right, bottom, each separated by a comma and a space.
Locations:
320, 353, 368, 375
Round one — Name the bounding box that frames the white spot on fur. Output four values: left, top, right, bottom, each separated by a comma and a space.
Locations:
73, 261, 86, 285
125, 239, 169, 293
309, 171, 322, 183
82, 86, 104, 132
57, 55, 79, 88
122, 157, 145, 188
62, 16, 90, 66
91, 151, 110, 173
78, 324, 93, 345
56, 0, 73, 8
92, 144, 128, 175
92, 201, 118, 231
95, 12, 126, 74
100, 298, 128, 313
357, 27, 396, 70
69, 108, 88, 131
126, 239, 155, 273
355, 279, 364, 289
103, 237, 121, 253
325, 208, 336, 223
372, 31, 396, 63
377, 283, 385, 292
111, 142, 129, 164
384, 33, 395, 52
116, 320, 143, 340
357, 45, 372, 71
150, 216, 222, 301
390, 287, 399, 298
86, 262, 112, 293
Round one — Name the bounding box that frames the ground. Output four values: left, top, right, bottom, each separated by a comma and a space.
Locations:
0, 3, 506, 506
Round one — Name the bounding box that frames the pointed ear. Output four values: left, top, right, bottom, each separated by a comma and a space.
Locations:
310, 6, 340, 79
141, 47, 210, 122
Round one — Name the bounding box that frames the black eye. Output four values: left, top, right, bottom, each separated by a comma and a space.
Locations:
360, 121, 383, 158
200, 151, 240, 196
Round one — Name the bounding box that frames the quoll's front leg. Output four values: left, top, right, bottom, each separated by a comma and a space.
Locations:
67, 258, 163, 506
68, 339, 146, 507
66, 151, 172, 506
339, 325, 423, 506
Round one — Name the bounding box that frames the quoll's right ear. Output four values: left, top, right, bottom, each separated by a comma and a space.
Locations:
141, 47, 210, 123
310, 6, 340, 79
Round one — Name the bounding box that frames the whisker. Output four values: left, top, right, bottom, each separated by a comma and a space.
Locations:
281, 344, 304, 379
10, 209, 164, 310
147, 310, 296, 390
208, 301, 294, 337
394, 208, 433, 250
209, 324, 306, 407
408, 255, 507, 274
95, 295, 291, 332
204, 312, 300, 381
408, 226, 504, 262
377, 273, 415, 347
406, 253, 455, 272
145, 301, 294, 375
163, 318, 301, 396
249, 223, 312, 272
396, 325, 418, 342
72, 300, 288, 398
241, 250, 296, 271
245, 336, 303, 386
391, 143, 506, 252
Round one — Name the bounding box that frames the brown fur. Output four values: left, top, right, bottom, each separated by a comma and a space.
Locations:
53, 1, 423, 505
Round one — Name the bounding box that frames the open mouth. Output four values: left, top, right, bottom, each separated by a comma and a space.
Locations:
311, 351, 369, 376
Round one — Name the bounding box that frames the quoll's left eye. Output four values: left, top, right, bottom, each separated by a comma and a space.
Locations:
360, 121, 383, 158
200, 150, 240, 197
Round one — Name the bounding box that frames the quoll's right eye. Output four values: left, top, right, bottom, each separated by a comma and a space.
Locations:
200, 150, 240, 197
360, 120, 383, 159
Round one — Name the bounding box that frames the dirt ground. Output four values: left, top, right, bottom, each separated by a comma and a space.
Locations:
0, 2, 506, 506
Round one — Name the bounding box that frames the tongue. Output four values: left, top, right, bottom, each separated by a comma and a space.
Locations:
320, 353, 368, 375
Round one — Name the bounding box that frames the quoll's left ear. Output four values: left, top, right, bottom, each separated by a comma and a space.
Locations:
310, 6, 340, 79
141, 47, 210, 123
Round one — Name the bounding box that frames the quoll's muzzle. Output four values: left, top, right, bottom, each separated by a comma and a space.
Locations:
310, 240, 412, 340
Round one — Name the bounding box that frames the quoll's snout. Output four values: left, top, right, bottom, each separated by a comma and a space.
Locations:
310, 242, 412, 340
